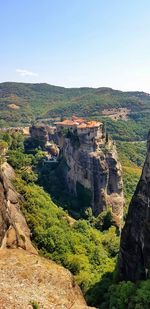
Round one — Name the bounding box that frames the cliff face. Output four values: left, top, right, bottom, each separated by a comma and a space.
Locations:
29, 124, 48, 147
0, 162, 37, 253
29, 124, 58, 148
119, 132, 150, 281
57, 122, 124, 223
0, 162, 95, 308
28, 121, 124, 223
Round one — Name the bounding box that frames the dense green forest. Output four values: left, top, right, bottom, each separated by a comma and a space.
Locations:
0, 130, 150, 308
1, 82, 150, 141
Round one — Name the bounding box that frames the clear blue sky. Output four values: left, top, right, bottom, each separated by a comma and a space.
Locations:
1, 0, 150, 92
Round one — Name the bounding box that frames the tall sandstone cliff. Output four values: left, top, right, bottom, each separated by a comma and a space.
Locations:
56, 119, 124, 224
119, 131, 150, 281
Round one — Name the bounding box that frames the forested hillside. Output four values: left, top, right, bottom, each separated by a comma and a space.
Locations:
1, 82, 150, 141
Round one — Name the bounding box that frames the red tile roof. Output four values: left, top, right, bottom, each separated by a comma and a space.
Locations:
55, 117, 102, 129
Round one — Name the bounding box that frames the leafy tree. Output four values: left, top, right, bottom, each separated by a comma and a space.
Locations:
109, 281, 136, 309
1, 132, 12, 146
21, 169, 38, 183
8, 150, 33, 169
10, 132, 24, 151
133, 281, 150, 309
95, 209, 114, 231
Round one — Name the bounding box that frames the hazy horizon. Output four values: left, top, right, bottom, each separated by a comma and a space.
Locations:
1, 80, 150, 94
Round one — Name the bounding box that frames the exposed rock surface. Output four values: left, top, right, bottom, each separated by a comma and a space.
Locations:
28, 121, 124, 224
119, 131, 150, 281
0, 162, 37, 253
29, 124, 58, 148
56, 120, 124, 224
0, 162, 95, 308
0, 249, 95, 309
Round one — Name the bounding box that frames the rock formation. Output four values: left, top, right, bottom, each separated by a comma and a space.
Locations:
0, 162, 95, 308
119, 131, 150, 281
0, 249, 95, 309
28, 118, 124, 224
55, 117, 124, 224
29, 124, 58, 148
0, 162, 37, 253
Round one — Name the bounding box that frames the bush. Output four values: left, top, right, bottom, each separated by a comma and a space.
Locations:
109, 281, 136, 309
8, 150, 33, 169
95, 209, 114, 231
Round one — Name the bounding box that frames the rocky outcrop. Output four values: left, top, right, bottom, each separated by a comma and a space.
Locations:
0, 162, 95, 309
29, 124, 58, 148
28, 120, 124, 224
0, 162, 95, 308
0, 249, 95, 309
56, 121, 124, 224
0, 162, 37, 253
30, 116, 124, 226
29, 124, 49, 148
118, 131, 150, 281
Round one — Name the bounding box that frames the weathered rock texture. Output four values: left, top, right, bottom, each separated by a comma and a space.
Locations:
0, 249, 95, 309
0, 162, 36, 253
29, 120, 124, 223
119, 131, 150, 281
0, 162, 95, 308
29, 124, 58, 148
56, 119, 124, 223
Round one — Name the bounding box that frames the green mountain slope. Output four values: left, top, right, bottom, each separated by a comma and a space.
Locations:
1, 82, 150, 141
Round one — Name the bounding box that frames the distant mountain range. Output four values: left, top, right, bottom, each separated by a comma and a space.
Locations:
1, 82, 150, 141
